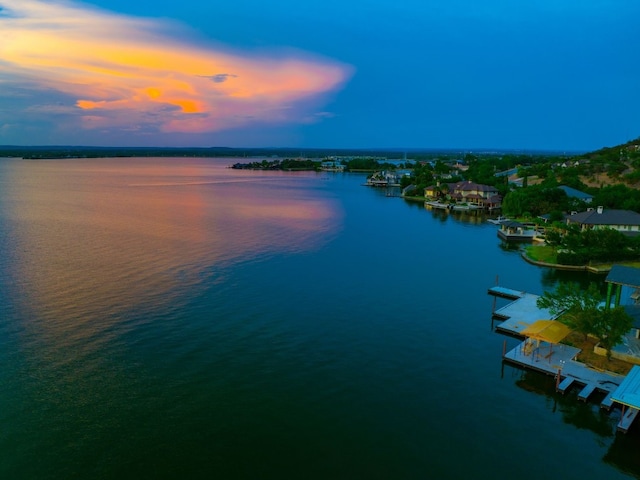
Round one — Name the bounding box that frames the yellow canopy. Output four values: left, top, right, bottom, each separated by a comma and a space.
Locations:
521, 320, 571, 344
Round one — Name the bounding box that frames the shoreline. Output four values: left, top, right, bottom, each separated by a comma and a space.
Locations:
520, 250, 612, 274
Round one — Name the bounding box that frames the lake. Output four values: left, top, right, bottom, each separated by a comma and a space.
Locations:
0, 157, 638, 479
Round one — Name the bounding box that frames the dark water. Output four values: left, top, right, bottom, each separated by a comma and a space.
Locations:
0, 157, 638, 479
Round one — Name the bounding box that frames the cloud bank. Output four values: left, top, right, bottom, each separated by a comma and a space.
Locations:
0, 0, 352, 142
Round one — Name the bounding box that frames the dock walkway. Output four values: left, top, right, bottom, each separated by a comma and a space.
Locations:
504, 340, 624, 409
490, 290, 557, 336
487, 286, 525, 300
618, 407, 640, 433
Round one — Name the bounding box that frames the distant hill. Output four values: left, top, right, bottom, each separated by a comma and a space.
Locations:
570, 137, 640, 188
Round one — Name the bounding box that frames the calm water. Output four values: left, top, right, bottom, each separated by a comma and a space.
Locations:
0, 157, 638, 479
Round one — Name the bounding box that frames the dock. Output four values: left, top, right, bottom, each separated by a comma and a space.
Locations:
489, 289, 557, 336
601, 392, 615, 410
578, 383, 597, 401
557, 376, 575, 394
618, 407, 640, 433
610, 365, 640, 433
491, 284, 640, 431
487, 286, 525, 300
503, 340, 624, 409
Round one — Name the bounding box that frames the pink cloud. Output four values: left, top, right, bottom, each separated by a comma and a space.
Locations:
0, 0, 353, 136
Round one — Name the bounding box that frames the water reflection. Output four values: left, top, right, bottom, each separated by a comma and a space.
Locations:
507, 364, 640, 478
511, 367, 615, 437
605, 433, 640, 478
3, 158, 342, 336
540, 268, 608, 289
423, 204, 488, 225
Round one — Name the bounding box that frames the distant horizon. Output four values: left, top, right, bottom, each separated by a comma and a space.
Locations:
0, 144, 591, 156
1, 1, 639, 152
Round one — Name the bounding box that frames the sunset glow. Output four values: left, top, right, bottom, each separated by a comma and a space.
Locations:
0, 0, 352, 137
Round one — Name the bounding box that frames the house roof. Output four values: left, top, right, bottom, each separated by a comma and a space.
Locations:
612, 365, 640, 409
558, 185, 593, 200
567, 208, 640, 226
501, 220, 524, 228
465, 193, 483, 200
451, 180, 498, 193
606, 265, 640, 288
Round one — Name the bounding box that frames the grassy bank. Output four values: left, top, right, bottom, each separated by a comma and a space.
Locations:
402, 195, 426, 203
525, 245, 640, 272
524, 245, 557, 264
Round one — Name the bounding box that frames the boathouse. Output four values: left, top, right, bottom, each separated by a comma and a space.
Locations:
603, 265, 640, 364
611, 365, 640, 433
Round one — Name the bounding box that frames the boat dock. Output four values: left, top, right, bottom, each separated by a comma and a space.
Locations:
503, 339, 624, 409
611, 365, 640, 433
492, 284, 640, 432
487, 286, 524, 300
488, 288, 557, 336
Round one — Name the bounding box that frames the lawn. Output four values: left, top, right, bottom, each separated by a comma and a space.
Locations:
524, 245, 557, 264
563, 331, 633, 375
524, 245, 640, 271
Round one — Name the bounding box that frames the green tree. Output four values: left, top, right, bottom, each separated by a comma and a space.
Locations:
591, 307, 633, 359
536, 282, 602, 338
536, 282, 633, 358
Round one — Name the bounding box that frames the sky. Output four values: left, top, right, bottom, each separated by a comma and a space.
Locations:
1, 0, 639, 151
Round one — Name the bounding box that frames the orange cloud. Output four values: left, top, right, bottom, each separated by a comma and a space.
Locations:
0, 0, 352, 135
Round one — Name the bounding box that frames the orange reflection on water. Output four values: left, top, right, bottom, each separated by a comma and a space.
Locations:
5, 159, 342, 340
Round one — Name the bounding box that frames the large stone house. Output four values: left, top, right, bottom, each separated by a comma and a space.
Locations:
566, 207, 640, 234
425, 180, 501, 209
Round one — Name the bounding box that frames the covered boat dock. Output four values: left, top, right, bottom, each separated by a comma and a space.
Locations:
611, 365, 640, 433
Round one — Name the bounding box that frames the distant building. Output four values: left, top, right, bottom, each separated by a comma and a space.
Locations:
566, 207, 640, 234
366, 170, 400, 187
558, 185, 593, 204
320, 160, 345, 171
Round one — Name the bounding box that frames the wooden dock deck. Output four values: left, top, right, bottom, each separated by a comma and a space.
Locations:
578, 383, 597, 402
601, 393, 615, 410
503, 340, 624, 409
557, 376, 575, 394
490, 291, 558, 336
487, 286, 525, 300
618, 407, 640, 433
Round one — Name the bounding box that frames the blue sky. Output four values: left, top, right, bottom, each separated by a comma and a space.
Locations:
1, 0, 639, 151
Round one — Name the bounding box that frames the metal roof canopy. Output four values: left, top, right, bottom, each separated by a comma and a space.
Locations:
612, 365, 640, 409
501, 220, 524, 228
606, 265, 640, 288
520, 319, 571, 344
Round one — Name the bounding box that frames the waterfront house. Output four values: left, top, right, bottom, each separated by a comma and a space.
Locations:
424, 184, 442, 199
425, 180, 501, 209
366, 170, 400, 187
448, 180, 502, 209
566, 207, 640, 234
